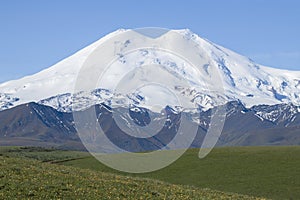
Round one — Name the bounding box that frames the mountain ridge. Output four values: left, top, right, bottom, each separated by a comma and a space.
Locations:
0, 100, 299, 150
0, 29, 299, 149
0, 29, 299, 113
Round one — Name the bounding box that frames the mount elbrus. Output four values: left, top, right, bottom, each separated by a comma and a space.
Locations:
0, 29, 299, 150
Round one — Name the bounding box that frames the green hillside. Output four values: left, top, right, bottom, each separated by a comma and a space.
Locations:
59, 146, 300, 200
0, 154, 261, 199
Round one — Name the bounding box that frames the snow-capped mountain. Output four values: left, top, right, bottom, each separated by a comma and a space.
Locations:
0, 29, 300, 113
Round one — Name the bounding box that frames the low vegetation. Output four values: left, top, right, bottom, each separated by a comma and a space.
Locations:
2, 146, 299, 199
0, 148, 262, 199
60, 146, 300, 200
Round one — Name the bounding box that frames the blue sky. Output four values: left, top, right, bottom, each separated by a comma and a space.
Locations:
0, 0, 299, 83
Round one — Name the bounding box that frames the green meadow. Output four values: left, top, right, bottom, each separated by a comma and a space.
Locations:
60, 146, 300, 200
0, 147, 262, 200
1, 146, 300, 199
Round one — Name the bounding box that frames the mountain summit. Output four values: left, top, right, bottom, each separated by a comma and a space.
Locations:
0, 29, 299, 112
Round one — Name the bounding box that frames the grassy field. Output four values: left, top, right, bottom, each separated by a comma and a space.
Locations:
0, 146, 89, 162
1, 146, 299, 199
0, 148, 261, 199
58, 146, 300, 200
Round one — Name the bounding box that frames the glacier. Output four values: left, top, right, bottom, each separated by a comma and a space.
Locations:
0, 29, 299, 113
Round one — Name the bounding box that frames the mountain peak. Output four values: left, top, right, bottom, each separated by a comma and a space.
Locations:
0, 29, 299, 112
